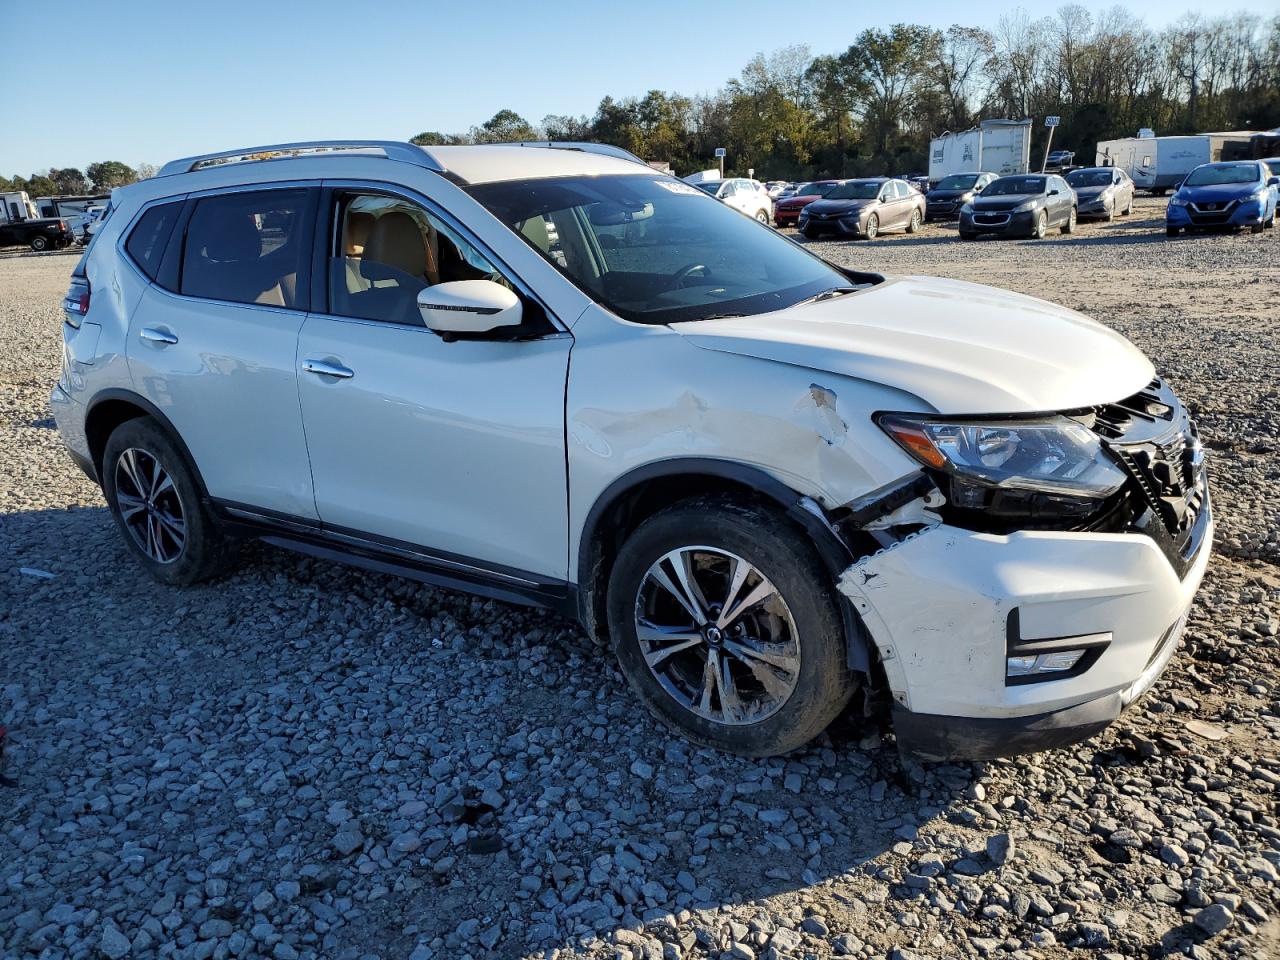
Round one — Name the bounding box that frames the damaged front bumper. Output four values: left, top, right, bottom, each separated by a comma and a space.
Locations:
838, 501, 1212, 762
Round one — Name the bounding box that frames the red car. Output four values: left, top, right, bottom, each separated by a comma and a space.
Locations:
773, 180, 842, 227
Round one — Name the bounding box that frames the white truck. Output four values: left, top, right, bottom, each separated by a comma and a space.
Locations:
928, 119, 1033, 185
1096, 134, 1251, 194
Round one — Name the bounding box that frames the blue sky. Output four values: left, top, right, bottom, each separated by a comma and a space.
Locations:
3, 0, 1272, 175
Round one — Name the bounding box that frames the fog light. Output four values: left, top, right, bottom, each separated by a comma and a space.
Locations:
1006, 649, 1086, 677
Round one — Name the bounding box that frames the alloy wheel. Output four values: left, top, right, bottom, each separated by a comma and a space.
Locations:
634, 546, 801, 725
114, 447, 187, 564
864, 215, 879, 240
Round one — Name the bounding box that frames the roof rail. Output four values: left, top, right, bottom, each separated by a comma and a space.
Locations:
155, 140, 443, 178
500, 141, 650, 167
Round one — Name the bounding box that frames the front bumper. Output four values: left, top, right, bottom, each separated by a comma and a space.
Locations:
960, 209, 1037, 236
774, 208, 803, 226
840, 498, 1212, 761
1167, 199, 1266, 229
925, 200, 962, 220
1076, 195, 1112, 218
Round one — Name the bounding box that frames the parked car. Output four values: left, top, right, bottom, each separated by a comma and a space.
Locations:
925, 172, 999, 221
1167, 161, 1279, 236
695, 178, 773, 223
765, 181, 794, 199
0, 213, 74, 251
772, 180, 839, 227
959, 174, 1077, 240
53, 139, 1211, 762
798, 177, 925, 240
1065, 167, 1135, 221
1045, 149, 1075, 172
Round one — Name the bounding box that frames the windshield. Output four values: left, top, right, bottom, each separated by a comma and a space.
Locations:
468, 175, 850, 325
695, 182, 721, 195
825, 180, 881, 200
1184, 163, 1259, 186
983, 176, 1046, 196
936, 174, 978, 191
1066, 170, 1113, 187
796, 182, 830, 197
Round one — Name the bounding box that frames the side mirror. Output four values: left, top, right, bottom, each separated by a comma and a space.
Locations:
1269, 176, 1279, 187
418, 280, 522, 339
1048, 188, 1060, 196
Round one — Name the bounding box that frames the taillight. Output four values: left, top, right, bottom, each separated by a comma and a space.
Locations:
63, 278, 90, 328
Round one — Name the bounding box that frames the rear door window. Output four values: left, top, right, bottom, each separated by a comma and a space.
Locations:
180, 189, 312, 310
125, 201, 182, 281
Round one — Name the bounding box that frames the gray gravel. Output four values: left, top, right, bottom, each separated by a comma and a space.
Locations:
2, 201, 1278, 960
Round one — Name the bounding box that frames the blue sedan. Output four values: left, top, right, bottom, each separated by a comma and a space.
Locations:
1167, 161, 1278, 236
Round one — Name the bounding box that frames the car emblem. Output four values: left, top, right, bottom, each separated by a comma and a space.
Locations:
1204, 202, 1218, 210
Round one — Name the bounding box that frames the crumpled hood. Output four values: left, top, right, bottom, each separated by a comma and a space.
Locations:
671, 276, 1154, 414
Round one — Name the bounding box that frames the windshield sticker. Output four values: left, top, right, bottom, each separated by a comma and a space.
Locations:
656, 180, 702, 196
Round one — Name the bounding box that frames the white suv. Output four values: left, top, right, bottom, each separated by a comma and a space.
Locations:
53, 140, 1211, 759
694, 177, 773, 223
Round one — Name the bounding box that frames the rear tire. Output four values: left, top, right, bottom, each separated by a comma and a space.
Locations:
102, 418, 237, 586
906, 208, 922, 233
606, 496, 857, 757
29, 235, 48, 252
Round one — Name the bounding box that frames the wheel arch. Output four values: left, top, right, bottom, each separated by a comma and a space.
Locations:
84, 389, 209, 498
575, 457, 871, 673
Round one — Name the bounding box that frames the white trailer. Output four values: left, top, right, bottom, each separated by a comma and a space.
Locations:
928, 119, 1033, 185
1096, 134, 1250, 194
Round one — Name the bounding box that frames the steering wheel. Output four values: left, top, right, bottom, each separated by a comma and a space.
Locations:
672, 263, 710, 287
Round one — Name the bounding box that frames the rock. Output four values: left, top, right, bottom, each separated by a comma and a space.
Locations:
800, 916, 829, 936
1193, 904, 1234, 935
630, 759, 655, 779
332, 827, 364, 856
986, 832, 1015, 865
100, 926, 131, 959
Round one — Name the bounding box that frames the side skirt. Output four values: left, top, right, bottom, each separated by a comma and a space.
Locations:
210, 500, 578, 618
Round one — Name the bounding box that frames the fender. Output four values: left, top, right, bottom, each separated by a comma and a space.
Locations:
576, 457, 871, 672
84, 388, 210, 497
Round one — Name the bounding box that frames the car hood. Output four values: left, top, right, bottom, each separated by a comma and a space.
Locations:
1073, 185, 1109, 199
805, 198, 872, 215
926, 189, 972, 201
671, 276, 1153, 414
777, 194, 824, 209
971, 193, 1040, 211
1180, 182, 1261, 203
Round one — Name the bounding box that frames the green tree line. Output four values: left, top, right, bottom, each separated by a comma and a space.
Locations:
0, 161, 157, 198
413, 9, 1280, 178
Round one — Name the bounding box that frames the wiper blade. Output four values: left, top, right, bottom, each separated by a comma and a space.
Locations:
796, 286, 858, 306
695, 312, 747, 321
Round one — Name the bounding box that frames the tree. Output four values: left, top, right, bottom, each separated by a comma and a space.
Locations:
841, 24, 941, 156
86, 161, 137, 191
471, 109, 537, 143
135, 162, 158, 180
410, 131, 469, 146
542, 114, 591, 141
25, 174, 58, 198
932, 26, 996, 131
48, 168, 88, 194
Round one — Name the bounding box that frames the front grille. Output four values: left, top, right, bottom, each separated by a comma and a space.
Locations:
974, 213, 1010, 226
1078, 378, 1208, 575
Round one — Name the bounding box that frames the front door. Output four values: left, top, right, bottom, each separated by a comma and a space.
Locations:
295, 188, 572, 580
126, 186, 320, 520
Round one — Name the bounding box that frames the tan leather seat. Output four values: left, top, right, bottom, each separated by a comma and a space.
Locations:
345, 211, 375, 256
362, 211, 439, 285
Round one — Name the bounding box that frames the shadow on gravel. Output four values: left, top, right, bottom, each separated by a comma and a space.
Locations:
2, 504, 979, 960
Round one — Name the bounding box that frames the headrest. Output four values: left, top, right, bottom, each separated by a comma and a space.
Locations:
202, 209, 262, 262
362, 211, 428, 279
346, 211, 375, 255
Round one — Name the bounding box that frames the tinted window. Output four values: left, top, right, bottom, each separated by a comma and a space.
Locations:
984, 177, 1047, 196
893, 182, 911, 199
826, 181, 880, 200
181, 189, 309, 309
1184, 163, 1260, 186
328, 193, 507, 326
936, 174, 979, 190
125, 201, 181, 281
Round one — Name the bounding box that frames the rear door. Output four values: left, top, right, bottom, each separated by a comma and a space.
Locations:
125, 185, 320, 520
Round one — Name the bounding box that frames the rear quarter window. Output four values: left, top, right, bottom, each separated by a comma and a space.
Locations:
125, 202, 182, 281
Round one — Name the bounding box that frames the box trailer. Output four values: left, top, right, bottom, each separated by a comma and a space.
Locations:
928, 119, 1032, 185
1096, 134, 1253, 194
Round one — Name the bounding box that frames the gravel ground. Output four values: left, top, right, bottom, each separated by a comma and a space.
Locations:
2, 198, 1278, 960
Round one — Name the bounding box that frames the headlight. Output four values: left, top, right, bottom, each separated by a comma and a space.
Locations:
876, 414, 1128, 499
1248, 189, 1267, 204
1169, 196, 1188, 207
1012, 200, 1037, 213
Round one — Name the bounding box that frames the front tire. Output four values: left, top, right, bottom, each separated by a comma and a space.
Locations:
1061, 208, 1077, 234
102, 418, 237, 586
862, 214, 879, 240
606, 497, 856, 756
755, 209, 769, 224
959, 230, 977, 241
1032, 211, 1048, 239
1166, 226, 1180, 237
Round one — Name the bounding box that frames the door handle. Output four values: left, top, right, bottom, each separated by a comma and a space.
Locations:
302, 359, 354, 380
140, 326, 178, 345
